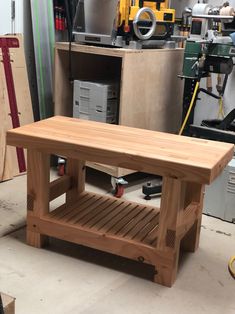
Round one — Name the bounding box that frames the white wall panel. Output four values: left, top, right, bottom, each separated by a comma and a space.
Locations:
172, 0, 235, 17
15, 0, 23, 33
0, 0, 12, 34
0, 0, 23, 34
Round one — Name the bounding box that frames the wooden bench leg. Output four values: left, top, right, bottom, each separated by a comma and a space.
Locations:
27, 230, 48, 248
154, 246, 180, 287
65, 158, 85, 205
154, 179, 205, 286
26, 149, 50, 248
154, 177, 186, 287
181, 183, 204, 252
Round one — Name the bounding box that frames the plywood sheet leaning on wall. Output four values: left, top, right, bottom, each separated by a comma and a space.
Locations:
0, 34, 34, 182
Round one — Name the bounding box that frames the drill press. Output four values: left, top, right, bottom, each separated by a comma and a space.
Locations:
180, 2, 235, 135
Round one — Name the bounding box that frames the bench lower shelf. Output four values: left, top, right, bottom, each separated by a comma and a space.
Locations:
27, 186, 201, 286
27, 192, 162, 266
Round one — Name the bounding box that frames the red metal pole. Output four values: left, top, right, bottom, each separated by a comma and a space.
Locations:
0, 37, 26, 172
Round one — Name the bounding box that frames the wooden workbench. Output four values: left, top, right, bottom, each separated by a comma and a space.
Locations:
6, 116, 233, 287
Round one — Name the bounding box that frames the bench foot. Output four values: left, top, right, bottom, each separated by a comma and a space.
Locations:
154, 262, 178, 287
27, 230, 49, 248
153, 247, 180, 287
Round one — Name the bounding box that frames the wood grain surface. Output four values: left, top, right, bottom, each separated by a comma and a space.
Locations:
55, 42, 184, 58
9, 116, 233, 286
7, 116, 233, 184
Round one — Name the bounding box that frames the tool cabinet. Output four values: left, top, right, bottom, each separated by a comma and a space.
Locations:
54, 43, 184, 177
7, 116, 233, 286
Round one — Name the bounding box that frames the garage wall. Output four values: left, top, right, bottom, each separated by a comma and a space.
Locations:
0, 0, 234, 125
171, 0, 231, 18
172, 0, 235, 125
0, 0, 12, 34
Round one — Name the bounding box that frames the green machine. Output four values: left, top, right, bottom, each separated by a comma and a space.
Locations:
180, 2, 235, 135
182, 2, 235, 80
183, 41, 235, 79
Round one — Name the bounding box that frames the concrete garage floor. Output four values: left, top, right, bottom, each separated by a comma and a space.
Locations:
0, 169, 235, 314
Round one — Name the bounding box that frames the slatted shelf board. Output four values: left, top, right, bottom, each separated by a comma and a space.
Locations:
44, 192, 160, 248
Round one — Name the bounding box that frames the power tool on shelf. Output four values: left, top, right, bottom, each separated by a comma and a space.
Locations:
180, 1, 235, 136
143, 1, 235, 200
73, 0, 177, 48
179, 4, 235, 281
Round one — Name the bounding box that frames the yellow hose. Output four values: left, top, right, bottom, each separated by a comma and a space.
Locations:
228, 256, 235, 279
218, 96, 225, 119
179, 81, 200, 136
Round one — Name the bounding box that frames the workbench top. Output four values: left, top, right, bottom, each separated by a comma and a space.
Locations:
7, 116, 233, 184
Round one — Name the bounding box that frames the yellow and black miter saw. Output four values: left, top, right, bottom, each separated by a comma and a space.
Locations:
73, 0, 176, 48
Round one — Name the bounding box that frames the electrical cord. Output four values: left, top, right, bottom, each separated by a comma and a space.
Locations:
198, 87, 220, 100
179, 81, 200, 135
217, 73, 228, 119
218, 96, 225, 119
228, 256, 235, 279
64, 0, 74, 83
179, 81, 226, 135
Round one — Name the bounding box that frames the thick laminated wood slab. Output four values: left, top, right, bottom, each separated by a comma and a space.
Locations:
7, 116, 233, 184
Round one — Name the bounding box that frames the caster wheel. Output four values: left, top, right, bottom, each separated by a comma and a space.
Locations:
58, 157, 66, 176
111, 176, 128, 198
58, 163, 65, 176
114, 184, 125, 198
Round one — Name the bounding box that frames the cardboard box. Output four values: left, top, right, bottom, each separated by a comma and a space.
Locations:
1, 293, 15, 314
